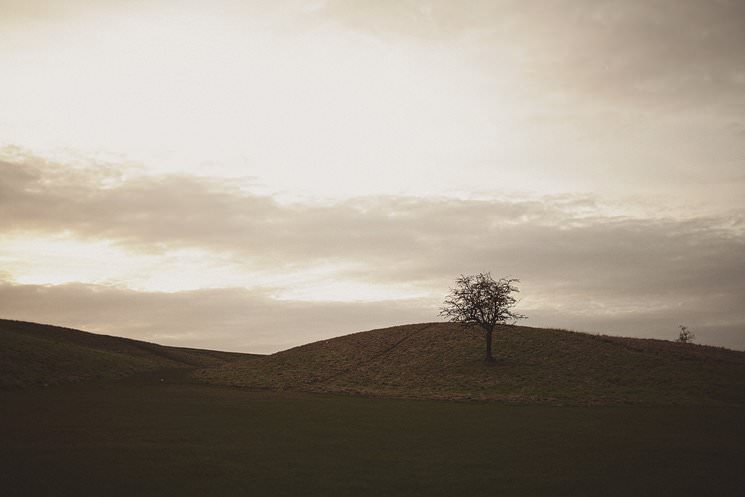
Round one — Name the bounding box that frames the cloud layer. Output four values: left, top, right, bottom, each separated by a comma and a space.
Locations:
321, 0, 745, 106
0, 281, 435, 353
2, 155, 743, 351
2, 1, 743, 208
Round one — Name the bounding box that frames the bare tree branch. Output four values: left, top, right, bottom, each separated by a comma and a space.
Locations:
440, 272, 526, 362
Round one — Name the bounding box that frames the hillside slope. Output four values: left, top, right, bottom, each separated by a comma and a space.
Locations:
0, 319, 250, 389
197, 323, 745, 406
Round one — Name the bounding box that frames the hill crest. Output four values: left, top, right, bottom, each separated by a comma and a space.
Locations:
197, 322, 745, 406
4, 318, 744, 405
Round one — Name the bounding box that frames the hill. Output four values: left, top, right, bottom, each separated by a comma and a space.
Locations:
0, 319, 251, 389
4, 319, 744, 405
196, 322, 745, 406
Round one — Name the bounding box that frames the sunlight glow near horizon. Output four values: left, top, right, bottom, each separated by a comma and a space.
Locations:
0, 233, 428, 302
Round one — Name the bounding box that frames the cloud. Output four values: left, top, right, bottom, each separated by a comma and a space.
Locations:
1, 155, 744, 350
0, 281, 435, 353
307, 1, 745, 211
319, 0, 745, 110
2, 2, 743, 210
3, 155, 744, 289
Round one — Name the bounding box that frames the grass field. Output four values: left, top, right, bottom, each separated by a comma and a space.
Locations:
5, 319, 744, 406
199, 322, 745, 406
2, 376, 744, 497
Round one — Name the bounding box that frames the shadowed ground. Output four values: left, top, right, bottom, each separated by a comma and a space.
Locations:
0, 319, 248, 389
1, 380, 743, 497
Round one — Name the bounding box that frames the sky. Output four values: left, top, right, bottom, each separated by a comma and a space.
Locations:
1, 0, 744, 353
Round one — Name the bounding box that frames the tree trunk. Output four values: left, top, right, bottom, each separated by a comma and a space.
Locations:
484, 327, 496, 362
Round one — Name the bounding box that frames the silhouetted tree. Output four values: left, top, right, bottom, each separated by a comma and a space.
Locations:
677, 325, 695, 343
440, 273, 526, 363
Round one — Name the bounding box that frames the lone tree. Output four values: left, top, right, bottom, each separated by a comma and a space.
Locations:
440, 273, 526, 363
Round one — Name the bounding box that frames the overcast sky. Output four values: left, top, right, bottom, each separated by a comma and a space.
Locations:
1, 0, 743, 352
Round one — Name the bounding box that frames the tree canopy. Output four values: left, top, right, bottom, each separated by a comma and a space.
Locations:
440, 273, 526, 362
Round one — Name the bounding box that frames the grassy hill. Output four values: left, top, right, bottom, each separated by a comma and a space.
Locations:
0, 319, 250, 389
197, 322, 745, 406
4, 319, 744, 405
3, 319, 744, 495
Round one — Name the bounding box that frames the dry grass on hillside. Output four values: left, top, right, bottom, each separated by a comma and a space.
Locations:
0, 319, 247, 388
197, 322, 745, 406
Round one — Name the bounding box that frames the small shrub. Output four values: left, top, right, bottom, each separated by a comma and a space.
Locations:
676, 325, 695, 344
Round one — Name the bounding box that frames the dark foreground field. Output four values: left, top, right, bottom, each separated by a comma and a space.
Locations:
2, 377, 744, 497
